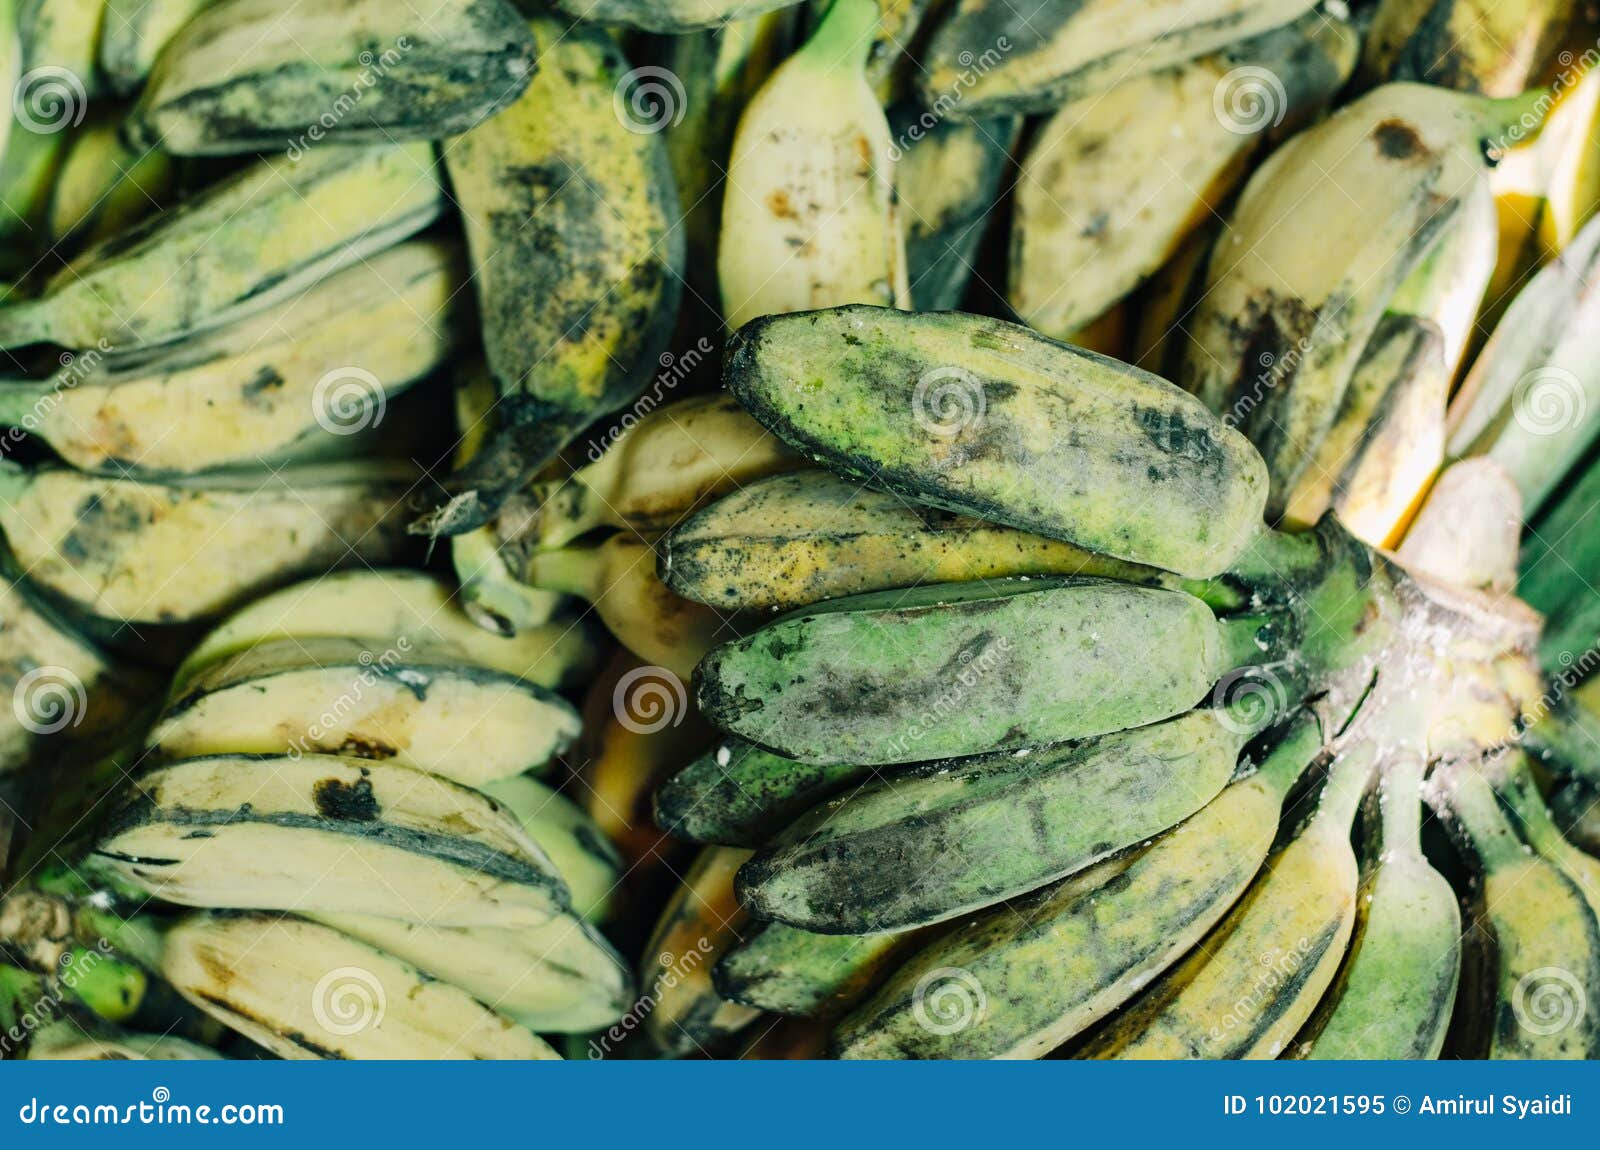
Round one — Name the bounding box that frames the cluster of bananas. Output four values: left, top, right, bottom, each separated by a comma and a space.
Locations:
1, 0, 1599, 1064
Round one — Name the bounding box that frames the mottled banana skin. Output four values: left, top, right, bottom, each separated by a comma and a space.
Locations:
15, 0, 105, 93
0, 240, 466, 474
556, 0, 801, 32
728, 306, 1268, 578
738, 709, 1255, 934
0, 463, 418, 624
1010, 7, 1358, 339
715, 921, 922, 1017
1360, 0, 1575, 96
100, 0, 223, 95
0, 143, 444, 350
698, 576, 1268, 766
836, 716, 1321, 1059
129, 0, 537, 154
432, 16, 684, 535
920, 0, 1320, 117
660, 470, 1212, 613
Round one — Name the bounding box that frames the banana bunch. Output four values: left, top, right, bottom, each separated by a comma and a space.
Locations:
0, 569, 633, 1060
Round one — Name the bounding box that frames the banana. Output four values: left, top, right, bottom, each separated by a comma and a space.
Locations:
554, 0, 801, 32
1551, 779, 1600, 855
311, 910, 632, 1034
128, 0, 537, 154
1358, 0, 1574, 96
1185, 83, 1538, 516
0, 143, 445, 350
1494, 752, 1600, 918
481, 774, 623, 923
0, 125, 66, 271
99, 0, 221, 94
28, 1031, 221, 1060
1538, 66, 1600, 256
94, 754, 570, 928
424, 14, 683, 538
1082, 741, 1375, 1059
523, 535, 738, 680
739, 706, 1266, 934
834, 713, 1323, 1059
46, 109, 174, 245
163, 912, 558, 1059
719, 0, 908, 329
1431, 759, 1600, 1058
919, 0, 1320, 117
0, 461, 418, 625
146, 637, 583, 788
727, 306, 1269, 578
0, 239, 467, 474
661, 467, 1240, 616
174, 569, 589, 693
1301, 752, 1459, 1058
0, 964, 219, 1060
14, 0, 105, 92
638, 845, 762, 1056
715, 920, 924, 1017
505, 393, 802, 553
1395, 459, 1521, 592
893, 108, 1018, 311
1010, 8, 1358, 340
1523, 678, 1600, 790
1131, 221, 1217, 380
1446, 210, 1600, 517
697, 577, 1285, 766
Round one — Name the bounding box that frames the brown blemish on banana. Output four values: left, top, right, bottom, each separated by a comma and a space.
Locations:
1372, 120, 1424, 160
312, 776, 380, 822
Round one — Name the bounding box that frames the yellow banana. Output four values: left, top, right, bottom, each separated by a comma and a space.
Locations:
47, 110, 174, 245
1359, 0, 1575, 96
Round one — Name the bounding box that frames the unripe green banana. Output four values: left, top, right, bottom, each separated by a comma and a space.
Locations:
423, 14, 684, 538
835, 715, 1322, 1058
0, 461, 418, 625
920, 0, 1320, 117
146, 637, 583, 788
99, 0, 222, 95
697, 576, 1284, 766
128, 0, 537, 154
1432, 759, 1600, 1059
1359, 0, 1574, 96
47, 110, 174, 245
0, 143, 445, 350
1010, 7, 1359, 339
738, 707, 1262, 934
660, 470, 1231, 614
0, 125, 66, 271
0, 239, 467, 474
719, 0, 908, 329
96, 754, 571, 929
164, 912, 558, 1059
727, 306, 1269, 578
1301, 752, 1460, 1059
1083, 741, 1374, 1059
554, 0, 801, 32
714, 920, 925, 1017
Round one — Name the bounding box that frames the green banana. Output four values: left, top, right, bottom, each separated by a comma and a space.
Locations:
128, 0, 537, 154
1082, 741, 1375, 1059
0, 125, 67, 272
0, 239, 467, 473
15, 0, 105, 92
919, 0, 1321, 117
1359, 0, 1575, 96
833, 713, 1322, 1058
1494, 752, 1600, 919
738, 706, 1267, 934
94, 754, 571, 928
893, 109, 1018, 311
0, 461, 418, 625
173, 568, 589, 693
696, 576, 1284, 765
0, 143, 445, 350
424, 14, 683, 537
0, 965, 218, 1061
554, 0, 801, 32
146, 637, 583, 788
715, 920, 925, 1017
1432, 759, 1600, 1059
99, 0, 222, 94
659, 469, 1233, 614
163, 912, 558, 1059
1010, 7, 1359, 339
726, 306, 1269, 579
1550, 780, 1600, 855
481, 774, 623, 923
47, 109, 174, 245
719, 0, 907, 330
1301, 752, 1460, 1058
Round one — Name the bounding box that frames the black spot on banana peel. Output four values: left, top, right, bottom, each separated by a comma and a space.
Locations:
416, 15, 684, 538
724, 306, 1269, 579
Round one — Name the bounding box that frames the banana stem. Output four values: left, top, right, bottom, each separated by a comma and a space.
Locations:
1434, 761, 1523, 870
1377, 748, 1426, 858
800, 0, 879, 75
1477, 88, 1554, 148
1318, 742, 1379, 832
1218, 606, 1300, 674
521, 544, 602, 603
1254, 710, 1325, 800
1497, 751, 1576, 858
